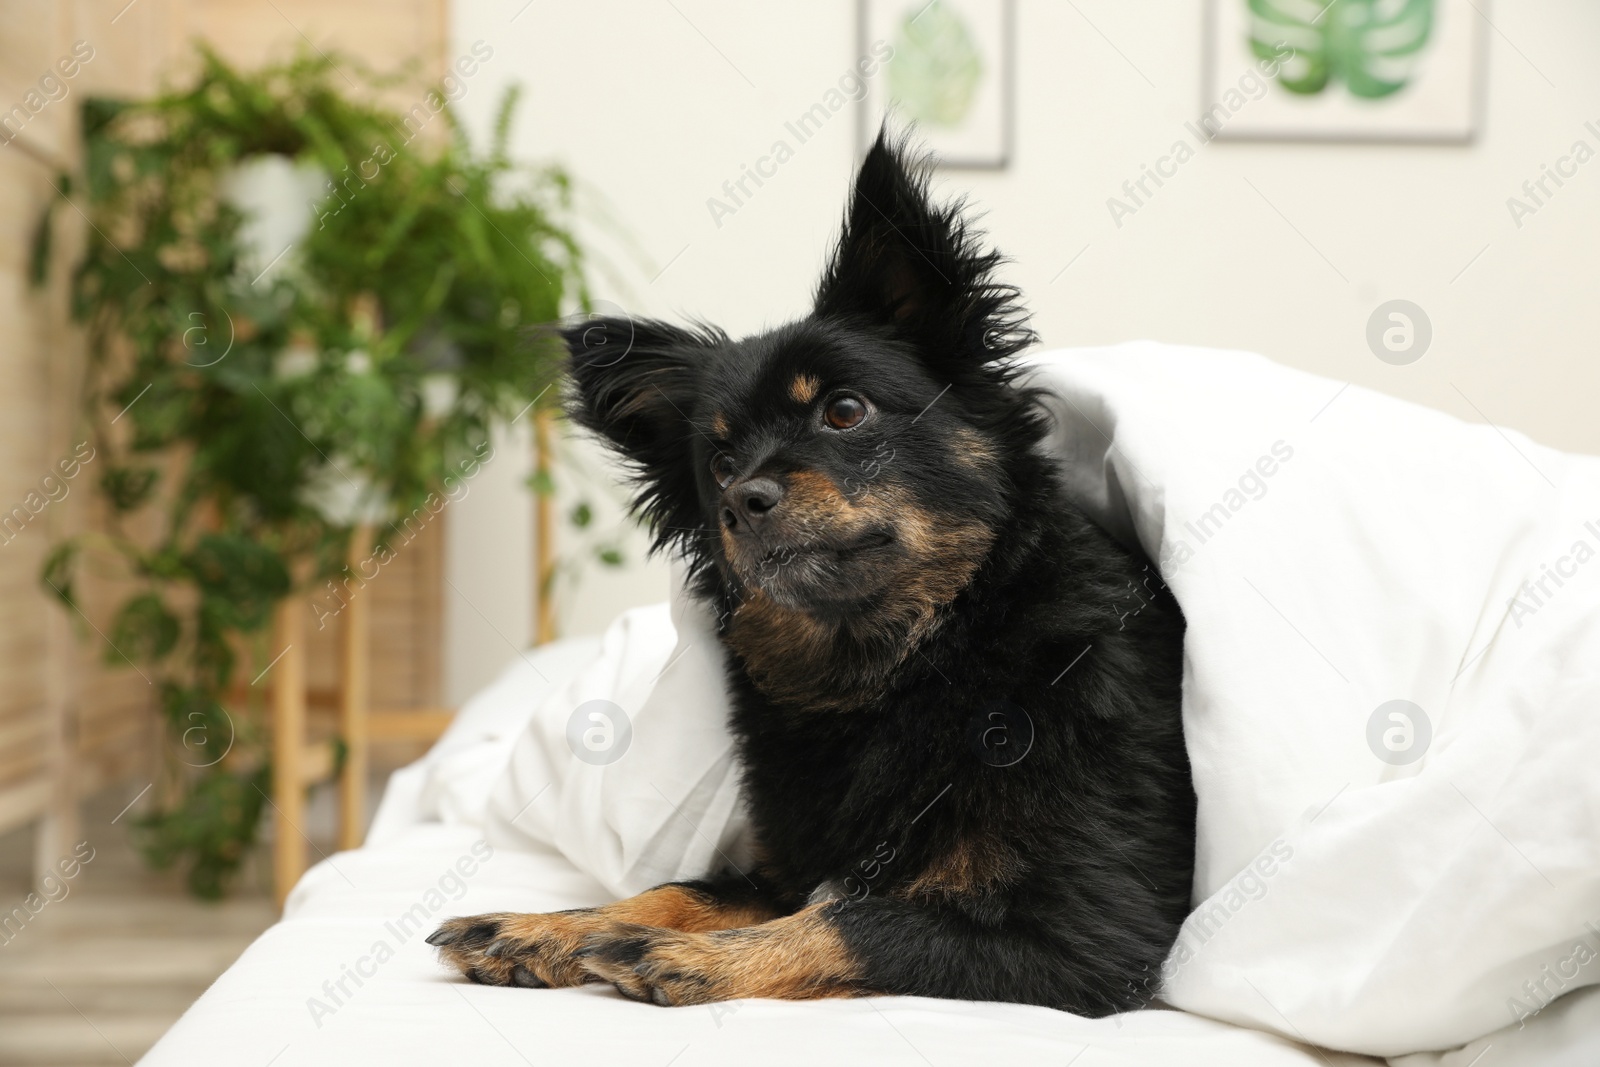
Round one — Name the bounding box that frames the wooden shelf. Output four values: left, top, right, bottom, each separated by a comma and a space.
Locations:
368, 709, 456, 742
267, 525, 458, 908
268, 411, 555, 906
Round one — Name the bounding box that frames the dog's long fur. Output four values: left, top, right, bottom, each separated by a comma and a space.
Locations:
431, 133, 1195, 1016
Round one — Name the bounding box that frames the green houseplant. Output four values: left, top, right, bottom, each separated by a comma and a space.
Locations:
38, 46, 590, 897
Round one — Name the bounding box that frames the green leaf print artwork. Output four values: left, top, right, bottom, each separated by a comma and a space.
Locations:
1248, 0, 1435, 99
888, 0, 984, 127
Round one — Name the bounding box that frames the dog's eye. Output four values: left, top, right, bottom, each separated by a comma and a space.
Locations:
710, 452, 737, 489
824, 395, 868, 431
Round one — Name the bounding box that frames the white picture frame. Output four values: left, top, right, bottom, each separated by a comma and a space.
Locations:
859, 0, 1014, 168
1202, 0, 1487, 143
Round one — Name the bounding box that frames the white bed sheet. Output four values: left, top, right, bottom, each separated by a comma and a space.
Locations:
137, 636, 1373, 1067
141, 820, 1386, 1067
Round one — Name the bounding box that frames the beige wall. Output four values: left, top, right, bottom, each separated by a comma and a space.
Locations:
445, 0, 1600, 645
0, 0, 447, 855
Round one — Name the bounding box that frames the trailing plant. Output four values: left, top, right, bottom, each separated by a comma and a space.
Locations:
37, 46, 589, 898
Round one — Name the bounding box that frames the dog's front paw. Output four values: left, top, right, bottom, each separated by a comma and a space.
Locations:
576, 923, 729, 1006
576, 907, 863, 1006
428, 911, 618, 988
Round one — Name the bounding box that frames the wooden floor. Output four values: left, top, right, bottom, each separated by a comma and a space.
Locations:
0, 767, 401, 1066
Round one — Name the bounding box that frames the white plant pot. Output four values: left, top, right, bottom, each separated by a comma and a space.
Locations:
300, 463, 391, 527
218, 154, 327, 282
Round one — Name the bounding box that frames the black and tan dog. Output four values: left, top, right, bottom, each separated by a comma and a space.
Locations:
430, 133, 1194, 1016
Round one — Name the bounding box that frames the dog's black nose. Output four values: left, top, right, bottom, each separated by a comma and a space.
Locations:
722, 478, 784, 531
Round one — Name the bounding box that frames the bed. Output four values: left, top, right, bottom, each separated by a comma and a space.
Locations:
135, 640, 1382, 1067
140, 345, 1600, 1066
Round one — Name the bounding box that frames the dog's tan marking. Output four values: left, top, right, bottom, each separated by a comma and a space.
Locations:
897, 836, 1022, 904
788, 374, 821, 405
711, 412, 729, 438
784, 468, 851, 519
432, 884, 781, 988
580, 903, 861, 1005
590, 884, 778, 932
726, 479, 993, 709
727, 593, 837, 701
951, 427, 999, 470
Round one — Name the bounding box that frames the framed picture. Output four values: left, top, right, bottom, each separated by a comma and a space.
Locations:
1201, 0, 1487, 143
859, 0, 1014, 168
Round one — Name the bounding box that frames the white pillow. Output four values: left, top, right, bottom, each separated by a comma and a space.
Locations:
483, 564, 750, 897
366, 636, 600, 846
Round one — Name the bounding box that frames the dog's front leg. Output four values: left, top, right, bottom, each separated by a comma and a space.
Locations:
578, 894, 1144, 1013
428, 877, 783, 988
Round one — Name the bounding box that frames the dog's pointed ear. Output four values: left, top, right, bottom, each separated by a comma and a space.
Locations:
562, 314, 715, 541
813, 129, 1033, 368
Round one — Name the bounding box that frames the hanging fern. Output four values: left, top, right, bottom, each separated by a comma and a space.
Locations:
37, 46, 589, 898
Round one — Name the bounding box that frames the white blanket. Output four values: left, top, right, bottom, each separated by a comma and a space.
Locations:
485, 343, 1600, 1063
142, 639, 1378, 1067
141, 828, 1382, 1067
